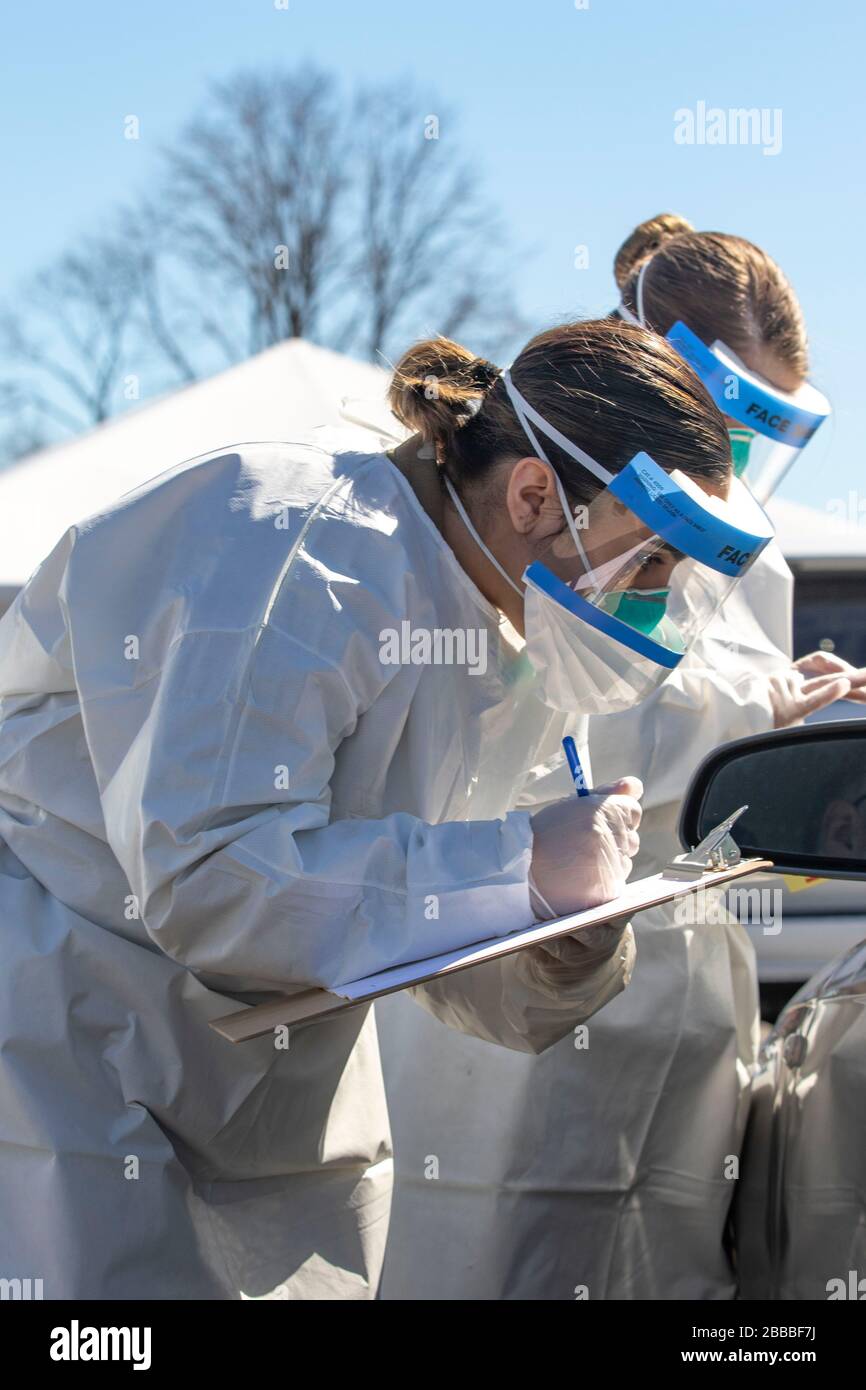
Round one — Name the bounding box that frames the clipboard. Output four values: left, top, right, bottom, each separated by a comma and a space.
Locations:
211, 810, 769, 1044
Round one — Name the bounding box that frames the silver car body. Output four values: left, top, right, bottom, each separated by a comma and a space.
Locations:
735, 936, 866, 1299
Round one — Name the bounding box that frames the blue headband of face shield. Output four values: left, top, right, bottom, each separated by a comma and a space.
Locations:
617, 262, 832, 503
618, 259, 830, 448
605, 452, 771, 576
665, 320, 830, 447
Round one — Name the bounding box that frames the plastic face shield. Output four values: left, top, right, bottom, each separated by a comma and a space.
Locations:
525, 451, 776, 674
666, 320, 831, 504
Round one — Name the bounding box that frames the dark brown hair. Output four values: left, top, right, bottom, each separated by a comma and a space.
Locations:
389, 320, 730, 507
615, 212, 809, 381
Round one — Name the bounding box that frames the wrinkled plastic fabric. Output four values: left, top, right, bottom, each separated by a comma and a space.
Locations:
379, 814, 759, 1299
735, 941, 866, 1301
0, 433, 631, 1300
378, 544, 791, 1299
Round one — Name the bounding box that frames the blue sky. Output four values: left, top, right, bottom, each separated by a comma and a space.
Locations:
1, 0, 863, 509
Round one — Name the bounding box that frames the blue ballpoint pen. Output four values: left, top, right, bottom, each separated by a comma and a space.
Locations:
562, 735, 590, 797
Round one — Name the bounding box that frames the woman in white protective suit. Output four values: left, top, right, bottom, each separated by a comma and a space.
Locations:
378, 215, 866, 1301
0, 317, 776, 1301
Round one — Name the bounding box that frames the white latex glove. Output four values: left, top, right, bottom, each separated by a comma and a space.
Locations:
516, 915, 634, 998
529, 777, 643, 919
791, 651, 866, 706
767, 657, 856, 729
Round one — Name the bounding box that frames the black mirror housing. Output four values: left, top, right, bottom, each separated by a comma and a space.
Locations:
679, 720, 866, 881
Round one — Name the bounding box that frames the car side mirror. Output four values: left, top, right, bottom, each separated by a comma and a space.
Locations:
679, 720, 866, 880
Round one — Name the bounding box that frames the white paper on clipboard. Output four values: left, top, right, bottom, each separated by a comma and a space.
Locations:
210, 857, 770, 1042
331, 866, 745, 999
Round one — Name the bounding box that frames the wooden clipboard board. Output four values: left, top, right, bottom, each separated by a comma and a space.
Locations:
210, 856, 771, 1044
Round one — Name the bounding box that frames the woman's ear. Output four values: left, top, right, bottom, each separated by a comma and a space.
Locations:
505, 457, 562, 537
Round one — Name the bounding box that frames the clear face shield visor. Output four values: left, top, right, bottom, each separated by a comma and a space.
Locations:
526, 453, 775, 668
665, 320, 831, 505
492, 370, 776, 714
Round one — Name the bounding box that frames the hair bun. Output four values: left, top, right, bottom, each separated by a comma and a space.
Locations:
614, 213, 694, 290
389, 338, 501, 446
469, 357, 502, 391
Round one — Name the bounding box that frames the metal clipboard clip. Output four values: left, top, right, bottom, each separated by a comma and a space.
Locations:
665, 805, 749, 880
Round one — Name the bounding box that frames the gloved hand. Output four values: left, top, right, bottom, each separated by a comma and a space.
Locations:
518, 915, 634, 996
791, 651, 866, 704
766, 650, 864, 728
529, 777, 642, 919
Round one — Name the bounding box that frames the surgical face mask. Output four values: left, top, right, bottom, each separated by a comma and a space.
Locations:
728, 428, 755, 479
444, 371, 775, 716
597, 587, 670, 636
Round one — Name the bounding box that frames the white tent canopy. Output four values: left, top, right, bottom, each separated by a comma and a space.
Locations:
0, 347, 862, 597
0, 339, 390, 593
766, 497, 866, 566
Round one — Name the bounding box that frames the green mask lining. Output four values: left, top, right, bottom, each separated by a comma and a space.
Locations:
598, 587, 670, 636
729, 428, 756, 479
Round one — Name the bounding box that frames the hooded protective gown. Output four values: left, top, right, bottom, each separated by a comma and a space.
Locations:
378, 541, 792, 1300
0, 433, 635, 1301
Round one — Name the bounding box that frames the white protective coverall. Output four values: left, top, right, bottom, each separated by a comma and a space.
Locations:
0, 433, 634, 1301
378, 541, 792, 1299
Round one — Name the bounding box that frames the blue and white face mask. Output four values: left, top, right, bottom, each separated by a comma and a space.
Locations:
445, 369, 776, 714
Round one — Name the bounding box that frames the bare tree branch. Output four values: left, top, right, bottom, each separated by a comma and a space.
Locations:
0, 63, 523, 464
0, 235, 140, 433
162, 68, 348, 355
347, 85, 518, 361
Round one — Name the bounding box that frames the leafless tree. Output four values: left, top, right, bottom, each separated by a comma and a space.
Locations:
162, 67, 348, 357
0, 383, 51, 465
0, 235, 140, 438
118, 203, 201, 385
0, 65, 522, 463
347, 85, 520, 362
